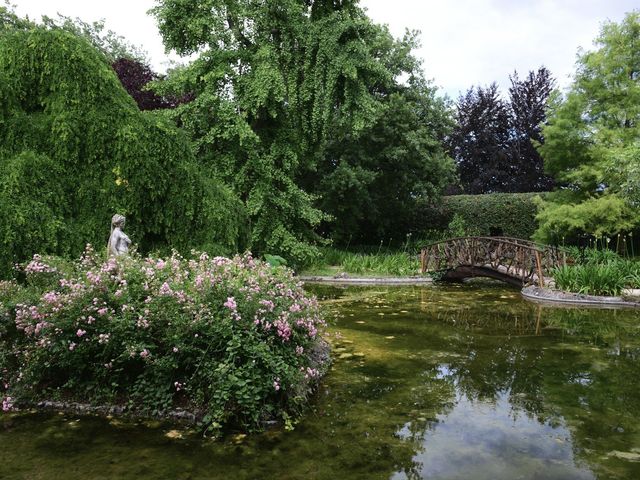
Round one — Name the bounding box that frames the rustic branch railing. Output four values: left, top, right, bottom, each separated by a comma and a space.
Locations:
420, 236, 565, 287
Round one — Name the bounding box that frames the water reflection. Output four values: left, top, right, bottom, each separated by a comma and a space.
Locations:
2, 284, 640, 479
392, 392, 594, 480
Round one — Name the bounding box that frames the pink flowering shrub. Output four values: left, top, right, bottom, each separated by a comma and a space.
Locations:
0, 246, 328, 432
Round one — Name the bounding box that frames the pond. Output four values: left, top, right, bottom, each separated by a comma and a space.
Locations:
2, 283, 640, 479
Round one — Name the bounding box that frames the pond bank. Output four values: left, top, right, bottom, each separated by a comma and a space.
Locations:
522, 285, 640, 308
298, 275, 432, 285
301, 275, 640, 308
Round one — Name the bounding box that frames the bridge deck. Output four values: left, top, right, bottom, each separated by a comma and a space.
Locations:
420, 236, 565, 287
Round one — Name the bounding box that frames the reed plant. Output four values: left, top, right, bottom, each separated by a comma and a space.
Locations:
552, 245, 640, 295
552, 263, 627, 296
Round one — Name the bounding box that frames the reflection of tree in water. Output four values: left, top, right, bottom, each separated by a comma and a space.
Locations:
292, 356, 458, 478
539, 308, 640, 478
417, 291, 640, 478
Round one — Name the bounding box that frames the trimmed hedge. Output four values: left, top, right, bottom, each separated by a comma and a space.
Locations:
440, 193, 548, 240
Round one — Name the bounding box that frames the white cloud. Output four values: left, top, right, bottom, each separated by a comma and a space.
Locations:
13, 0, 178, 71
13, 0, 639, 98
361, 0, 638, 98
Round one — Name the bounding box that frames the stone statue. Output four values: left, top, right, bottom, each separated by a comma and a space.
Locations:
107, 214, 131, 256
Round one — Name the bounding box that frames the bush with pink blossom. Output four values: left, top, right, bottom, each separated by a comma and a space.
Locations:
0, 246, 328, 433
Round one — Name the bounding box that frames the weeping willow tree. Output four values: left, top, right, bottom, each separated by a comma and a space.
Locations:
0, 24, 247, 275
151, 0, 446, 263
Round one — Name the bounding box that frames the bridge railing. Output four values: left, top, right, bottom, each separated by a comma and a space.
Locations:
420, 236, 566, 287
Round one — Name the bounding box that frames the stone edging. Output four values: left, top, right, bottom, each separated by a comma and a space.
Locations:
521, 285, 640, 308
298, 275, 432, 286
19, 400, 201, 424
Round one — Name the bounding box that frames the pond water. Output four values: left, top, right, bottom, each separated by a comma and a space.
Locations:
2, 283, 640, 479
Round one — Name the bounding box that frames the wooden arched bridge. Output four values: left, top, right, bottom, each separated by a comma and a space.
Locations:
420, 236, 565, 287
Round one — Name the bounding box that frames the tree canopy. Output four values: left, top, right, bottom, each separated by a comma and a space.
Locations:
151, 0, 454, 258
449, 68, 555, 194
534, 11, 640, 242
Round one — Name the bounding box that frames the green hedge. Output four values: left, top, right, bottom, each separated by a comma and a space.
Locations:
440, 193, 548, 240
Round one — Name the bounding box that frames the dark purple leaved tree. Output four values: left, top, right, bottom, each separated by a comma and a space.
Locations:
112, 58, 191, 110
449, 67, 555, 194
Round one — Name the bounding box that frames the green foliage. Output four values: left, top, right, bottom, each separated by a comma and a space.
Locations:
0, 26, 247, 275
552, 246, 640, 295
534, 194, 636, 243
0, 152, 67, 264
308, 247, 419, 276
264, 254, 288, 268
552, 264, 627, 296
151, 1, 451, 263
0, 248, 328, 432
536, 11, 640, 242
434, 193, 545, 240
315, 78, 455, 244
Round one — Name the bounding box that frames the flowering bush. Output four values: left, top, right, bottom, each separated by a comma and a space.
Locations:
0, 246, 328, 432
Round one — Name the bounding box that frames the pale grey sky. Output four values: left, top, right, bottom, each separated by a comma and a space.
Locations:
13, 0, 639, 98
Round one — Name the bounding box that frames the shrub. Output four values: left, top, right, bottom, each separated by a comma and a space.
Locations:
0, 247, 328, 433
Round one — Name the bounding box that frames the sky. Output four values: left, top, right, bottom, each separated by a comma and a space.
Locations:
13, 0, 639, 99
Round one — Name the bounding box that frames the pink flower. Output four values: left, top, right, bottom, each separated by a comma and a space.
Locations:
76, 329, 86, 338
304, 367, 319, 379
2, 396, 13, 412
140, 349, 150, 359
97, 307, 108, 316
295, 345, 304, 355
42, 291, 60, 304
156, 259, 166, 269
273, 377, 280, 391
223, 297, 237, 310
69, 342, 76, 351
159, 282, 173, 296
86, 271, 102, 285
172, 347, 179, 353
259, 299, 275, 311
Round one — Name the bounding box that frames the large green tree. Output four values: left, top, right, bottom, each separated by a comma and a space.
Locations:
151, 0, 453, 260
314, 76, 455, 244
534, 11, 640, 242
0, 23, 246, 275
